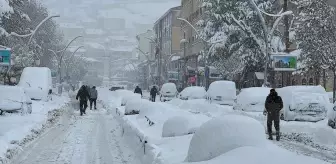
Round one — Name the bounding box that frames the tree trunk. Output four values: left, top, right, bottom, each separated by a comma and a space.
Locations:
333, 70, 336, 102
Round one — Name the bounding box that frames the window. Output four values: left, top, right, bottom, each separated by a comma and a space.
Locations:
302, 78, 307, 85
309, 78, 314, 85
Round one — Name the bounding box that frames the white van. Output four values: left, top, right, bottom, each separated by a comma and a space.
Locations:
18, 67, 52, 101
160, 83, 178, 102
206, 81, 236, 106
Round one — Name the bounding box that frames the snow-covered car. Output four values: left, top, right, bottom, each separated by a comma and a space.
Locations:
179, 86, 206, 100
160, 83, 178, 102
328, 102, 336, 128
121, 93, 142, 106
234, 87, 270, 112
109, 86, 123, 91
206, 80, 236, 106
18, 67, 52, 101
0, 86, 32, 115
277, 86, 331, 122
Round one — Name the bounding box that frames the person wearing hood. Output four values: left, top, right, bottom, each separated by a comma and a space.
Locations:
264, 89, 283, 141
134, 86, 142, 96
76, 85, 90, 116
150, 86, 158, 102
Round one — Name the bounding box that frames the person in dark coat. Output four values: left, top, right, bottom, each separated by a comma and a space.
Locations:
264, 89, 283, 141
134, 86, 142, 96
150, 86, 158, 102
89, 86, 98, 110
76, 85, 90, 116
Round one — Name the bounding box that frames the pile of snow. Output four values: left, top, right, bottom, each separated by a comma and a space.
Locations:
0, 95, 69, 162
179, 86, 206, 100
184, 145, 329, 164
125, 99, 150, 115
18, 67, 52, 101
234, 87, 270, 112
185, 114, 266, 162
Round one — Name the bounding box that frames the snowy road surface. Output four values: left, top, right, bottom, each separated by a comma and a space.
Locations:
9, 104, 141, 164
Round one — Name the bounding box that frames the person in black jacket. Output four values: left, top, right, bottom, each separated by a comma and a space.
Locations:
76, 85, 90, 116
264, 89, 283, 141
134, 86, 142, 96
150, 86, 158, 102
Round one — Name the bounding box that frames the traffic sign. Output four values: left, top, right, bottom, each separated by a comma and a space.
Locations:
0, 48, 11, 66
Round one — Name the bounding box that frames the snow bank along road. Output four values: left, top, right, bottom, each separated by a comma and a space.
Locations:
9, 104, 141, 164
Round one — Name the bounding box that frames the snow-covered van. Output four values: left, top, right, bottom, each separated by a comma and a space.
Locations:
160, 83, 178, 102
18, 67, 52, 101
206, 81, 236, 106
277, 86, 331, 122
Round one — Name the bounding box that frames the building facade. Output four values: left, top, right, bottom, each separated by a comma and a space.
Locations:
180, 0, 205, 87
153, 6, 182, 86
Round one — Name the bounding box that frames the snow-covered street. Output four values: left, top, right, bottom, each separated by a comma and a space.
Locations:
8, 103, 140, 164
99, 88, 336, 164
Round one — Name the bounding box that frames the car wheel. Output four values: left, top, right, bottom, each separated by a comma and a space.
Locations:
0, 110, 3, 115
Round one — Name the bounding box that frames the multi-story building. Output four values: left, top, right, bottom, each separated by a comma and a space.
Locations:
153, 6, 182, 86
136, 30, 154, 61
180, 0, 205, 86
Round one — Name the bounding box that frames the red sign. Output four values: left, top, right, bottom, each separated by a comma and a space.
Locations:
188, 76, 196, 83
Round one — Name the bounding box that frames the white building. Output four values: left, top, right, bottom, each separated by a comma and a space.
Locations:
136, 30, 154, 61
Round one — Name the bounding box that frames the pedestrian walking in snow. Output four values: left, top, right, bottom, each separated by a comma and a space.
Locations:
76, 85, 90, 116
89, 86, 98, 110
150, 86, 158, 102
134, 86, 143, 97
264, 89, 283, 141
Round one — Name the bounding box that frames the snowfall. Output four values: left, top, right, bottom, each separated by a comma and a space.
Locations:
0, 87, 335, 164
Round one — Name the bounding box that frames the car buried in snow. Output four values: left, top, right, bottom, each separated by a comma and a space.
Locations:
160, 83, 178, 102
206, 80, 236, 106
234, 87, 270, 112
277, 86, 331, 122
0, 85, 32, 115
179, 86, 206, 100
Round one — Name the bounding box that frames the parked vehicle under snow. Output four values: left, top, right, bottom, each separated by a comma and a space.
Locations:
0, 85, 32, 115
234, 87, 270, 112
179, 86, 206, 100
206, 80, 236, 106
160, 83, 178, 102
277, 86, 331, 122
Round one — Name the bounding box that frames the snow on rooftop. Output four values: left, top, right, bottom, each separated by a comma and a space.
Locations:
68, 46, 86, 53
85, 29, 105, 35
59, 23, 84, 29
109, 47, 133, 52
85, 42, 104, 49
171, 56, 180, 61
81, 57, 99, 62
